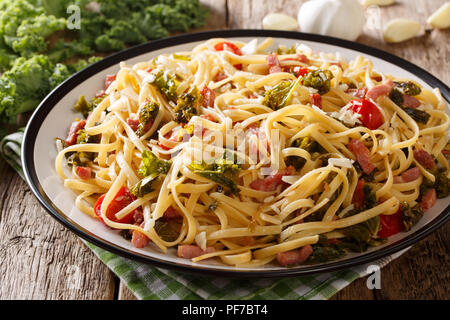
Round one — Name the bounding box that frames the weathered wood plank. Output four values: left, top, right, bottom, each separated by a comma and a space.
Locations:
375, 223, 450, 300
118, 282, 138, 300
358, 0, 450, 86
0, 158, 116, 300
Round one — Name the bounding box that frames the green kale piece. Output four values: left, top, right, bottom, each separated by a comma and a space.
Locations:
303, 69, 334, 95
307, 239, 346, 264
403, 107, 430, 124
286, 136, 319, 170
73, 96, 92, 118
132, 150, 171, 197
174, 88, 199, 124
148, 71, 180, 102
136, 101, 159, 137
138, 150, 171, 178
262, 76, 302, 110
276, 45, 296, 55
154, 219, 181, 242
420, 168, 449, 199
130, 175, 158, 198
400, 202, 423, 232
362, 184, 377, 210
394, 81, 422, 96
434, 168, 450, 198
0, 55, 52, 122
389, 88, 404, 106
188, 159, 241, 195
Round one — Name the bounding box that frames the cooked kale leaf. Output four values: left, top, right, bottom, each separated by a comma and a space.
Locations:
394, 81, 422, 96
401, 202, 423, 232
131, 150, 171, 197
188, 159, 241, 195
136, 101, 159, 136
174, 88, 199, 124
262, 76, 302, 110
303, 69, 334, 95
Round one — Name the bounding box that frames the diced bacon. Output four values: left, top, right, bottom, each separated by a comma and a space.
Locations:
65, 120, 86, 146
352, 179, 365, 211
95, 89, 106, 98
276, 245, 313, 267
366, 79, 395, 101
163, 207, 182, 220
201, 86, 215, 108
76, 166, 92, 180
131, 229, 149, 248
401, 167, 421, 182
371, 75, 382, 82
442, 149, 450, 160
393, 176, 404, 184
347, 88, 367, 99
250, 166, 295, 191
126, 118, 140, 131
213, 72, 228, 82
104, 74, 116, 90
310, 93, 322, 108
394, 167, 421, 184
347, 139, 375, 175
414, 149, 436, 170
420, 188, 437, 211
297, 54, 310, 64
177, 245, 215, 259
402, 94, 421, 109
267, 53, 282, 74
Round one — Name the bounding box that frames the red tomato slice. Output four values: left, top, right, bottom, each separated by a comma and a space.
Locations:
94, 187, 136, 224
377, 208, 404, 238
293, 67, 310, 78
214, 42, 242, 69
348, 99, 384, 130
214, 42, 242, 55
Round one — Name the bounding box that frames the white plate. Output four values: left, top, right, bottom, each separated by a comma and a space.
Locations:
22, 30, 450, 277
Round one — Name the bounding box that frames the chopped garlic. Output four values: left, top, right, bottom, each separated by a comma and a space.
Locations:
195, 231, 207, 251
281, 175, 301, 184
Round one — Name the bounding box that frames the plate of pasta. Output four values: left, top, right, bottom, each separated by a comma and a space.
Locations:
22, 30, 450, 277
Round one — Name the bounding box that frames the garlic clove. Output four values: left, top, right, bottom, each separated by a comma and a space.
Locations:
383, 18, 422, 43
427, 3, 450, 29
262, 13, 299, 31
361, 0, 395, 6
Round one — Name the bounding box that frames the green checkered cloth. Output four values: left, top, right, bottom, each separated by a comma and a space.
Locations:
1, 130, 407, 300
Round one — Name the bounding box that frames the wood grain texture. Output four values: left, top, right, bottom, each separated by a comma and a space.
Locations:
0, 160, 116, 300
0, 0, 448, 301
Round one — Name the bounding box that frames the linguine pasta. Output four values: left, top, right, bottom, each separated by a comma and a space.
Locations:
55, 38, 449, 267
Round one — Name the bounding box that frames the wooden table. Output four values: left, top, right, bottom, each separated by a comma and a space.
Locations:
0, 0, 448, 300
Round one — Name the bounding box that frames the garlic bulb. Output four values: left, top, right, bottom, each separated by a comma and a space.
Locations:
297, 0, 365, 41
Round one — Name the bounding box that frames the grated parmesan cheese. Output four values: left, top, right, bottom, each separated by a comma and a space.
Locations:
329, 103, 362, 126
328, 157, 354, 168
